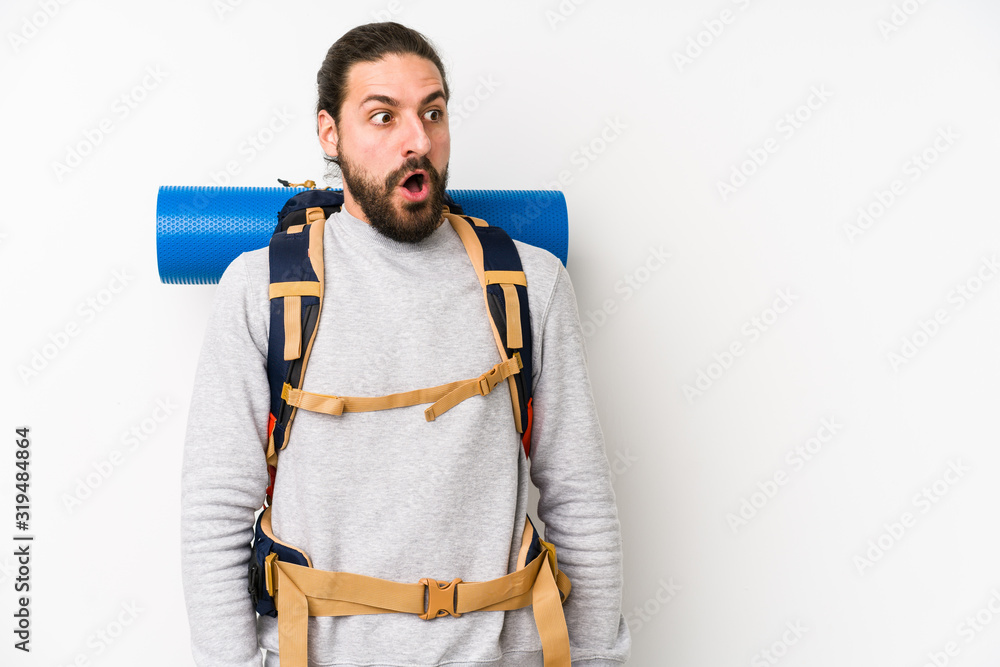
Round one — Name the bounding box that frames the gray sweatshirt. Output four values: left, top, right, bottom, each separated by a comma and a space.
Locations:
180, 206, 631, 666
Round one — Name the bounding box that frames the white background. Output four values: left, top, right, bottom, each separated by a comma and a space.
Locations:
3, 0, 1000, 665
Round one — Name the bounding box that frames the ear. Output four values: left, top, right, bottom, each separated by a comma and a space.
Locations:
317, 109, 339, 158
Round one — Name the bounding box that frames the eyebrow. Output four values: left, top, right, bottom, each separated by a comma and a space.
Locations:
359, 90, 446, 109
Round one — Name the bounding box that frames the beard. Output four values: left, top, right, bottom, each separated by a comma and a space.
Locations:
337, 146, 449, 244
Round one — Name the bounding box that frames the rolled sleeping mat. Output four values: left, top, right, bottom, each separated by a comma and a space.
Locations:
156, 186, 569, 285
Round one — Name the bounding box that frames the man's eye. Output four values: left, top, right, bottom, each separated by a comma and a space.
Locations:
372, 112, 392, 124
424, 109, 443, 122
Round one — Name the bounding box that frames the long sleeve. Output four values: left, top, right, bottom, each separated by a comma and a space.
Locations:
528, 263, 632, 665
180, 254, 270, 667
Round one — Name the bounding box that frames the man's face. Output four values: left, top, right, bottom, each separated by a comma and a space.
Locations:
317, 53, 451, 243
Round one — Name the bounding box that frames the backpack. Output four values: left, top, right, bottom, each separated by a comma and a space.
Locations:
246, 184, 572, 666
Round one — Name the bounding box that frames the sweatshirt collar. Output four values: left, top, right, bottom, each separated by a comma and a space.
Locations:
328, 204, 453, 254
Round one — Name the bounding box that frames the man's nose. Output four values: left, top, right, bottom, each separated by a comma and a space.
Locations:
400, 112, 432, 157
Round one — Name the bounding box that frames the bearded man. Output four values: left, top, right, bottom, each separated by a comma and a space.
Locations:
181, 21, 630, 667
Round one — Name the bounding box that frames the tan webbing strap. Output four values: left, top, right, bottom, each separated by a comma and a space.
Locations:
500, 283, 523, 349
269, 282, 322, 299
283, 377, 460, 416
283, 296, 301, 360
484, 270, 526, 350
485, 270, 527, 286
424, 356, 521, 421
531, 549, 572, 666
269, 544, 569, 615
269, 546, 571, 667
444, 212, 525, 433
270, 283, 322, 362
278, 357, 521, 421
275, 564, 309, 666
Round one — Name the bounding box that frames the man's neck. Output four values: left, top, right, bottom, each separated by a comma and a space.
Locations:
342, 195, 369, 225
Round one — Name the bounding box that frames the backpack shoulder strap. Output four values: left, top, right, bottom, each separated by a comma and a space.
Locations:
264, 199, 336, 503
443, 208, 535, 458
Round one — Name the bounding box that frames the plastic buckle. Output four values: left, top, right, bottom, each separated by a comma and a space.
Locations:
478, 366, 502, 396
248, 555, 262, 607
477, 373, 492, 396
419, 578, 462, 620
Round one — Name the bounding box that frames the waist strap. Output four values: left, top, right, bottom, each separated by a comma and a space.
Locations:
267, 546, 571, 666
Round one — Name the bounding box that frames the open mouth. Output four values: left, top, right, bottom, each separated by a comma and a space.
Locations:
402, 172, 425, 192
398, 170, 430, 202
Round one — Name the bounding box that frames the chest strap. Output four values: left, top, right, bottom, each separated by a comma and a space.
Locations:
280, 354, 522, 422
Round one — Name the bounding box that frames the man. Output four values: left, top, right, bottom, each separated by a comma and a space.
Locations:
181, 21, 630, 666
